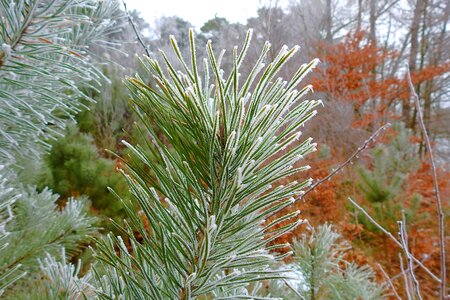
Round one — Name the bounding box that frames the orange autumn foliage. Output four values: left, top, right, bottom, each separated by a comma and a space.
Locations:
311, 31, 450, 128
266, 153, 344, 247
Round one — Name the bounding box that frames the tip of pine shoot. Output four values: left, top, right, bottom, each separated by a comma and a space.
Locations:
296, 219, 306, 226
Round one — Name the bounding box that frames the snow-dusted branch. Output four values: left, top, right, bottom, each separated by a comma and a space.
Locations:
406, 65, 446, 299
348, 197, 440, 283
121, 0, 151, 57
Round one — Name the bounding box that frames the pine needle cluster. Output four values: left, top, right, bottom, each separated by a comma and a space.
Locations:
94, 29, 321, 299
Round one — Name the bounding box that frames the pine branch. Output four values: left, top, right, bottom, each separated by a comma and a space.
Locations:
95, 29, 321, 299
0, 167, 25, 295
9, 1, 36, 51
0, 0, 121, 163
269, 225, 385, 299
0, 1, 120, 295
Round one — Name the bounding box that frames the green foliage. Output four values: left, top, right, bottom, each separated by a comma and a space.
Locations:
0, 0, 120, 165
4, 249, 96, 300
0, 185, 95, 297
94, 29, 321, 299
268, 225, 385, 300
39, 125, 128, 224
354, 123, 423, 232
0, 0, 121, 296
39, 250, 96, 300
76, 66, 135, 155
0, 167, 25, 296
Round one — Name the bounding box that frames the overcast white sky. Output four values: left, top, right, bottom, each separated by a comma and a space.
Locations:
124, 0, 269, 29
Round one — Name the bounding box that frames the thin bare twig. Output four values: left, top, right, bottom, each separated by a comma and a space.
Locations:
398, 216, 422, 300
348, 197, 440, 283
299, 123, 391, 202
377, 263, 401, 300
121, 0, 151, 57
399, 253, 414, 300
390, 261, 421, 282
406, 66, 446, 299
271, 124, 391, 219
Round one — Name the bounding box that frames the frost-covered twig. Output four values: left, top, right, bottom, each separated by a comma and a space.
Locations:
377, 263, 401, 300
348, 197, 440, 283
292, 123, 391, 206
399, 253, 413, 300
121, 0, 151, 57
406, 66, 446, 299
398, 216, 422, 300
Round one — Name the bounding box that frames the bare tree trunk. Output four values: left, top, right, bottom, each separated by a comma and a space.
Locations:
356, 0, 363, 32
369, 0, 377, 44
405, 0, 425, 127
422, 0, 448, 149
325, 0, 333, 41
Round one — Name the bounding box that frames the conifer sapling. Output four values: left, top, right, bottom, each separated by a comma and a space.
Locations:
95, 29, 322, 299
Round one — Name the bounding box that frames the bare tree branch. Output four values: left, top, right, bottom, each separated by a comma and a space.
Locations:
398, 216, 422, 300
348, 197, 440, 283
270, 124, 391, 220
399, 253, 414, 300
299, 123, 391, 202
377, 263, 401, 300
406, 65, 446, 299
121, 0, 151, 57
